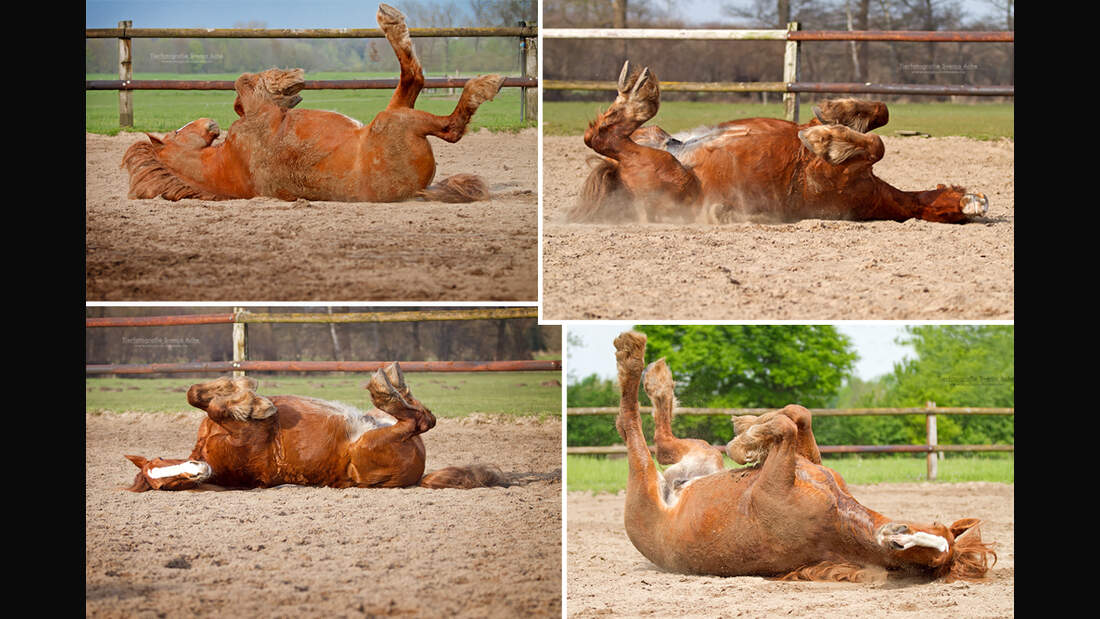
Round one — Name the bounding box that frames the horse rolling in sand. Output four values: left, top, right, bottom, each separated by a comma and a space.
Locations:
123, 4, 505, 203
611, 330, 996, 582
125, 363, 504, 491
571, 61, 990, 224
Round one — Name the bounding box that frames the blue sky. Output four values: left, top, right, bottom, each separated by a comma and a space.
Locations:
566, 323, 913, 384
86, 1, 1000, 28
86, 1, 430, 28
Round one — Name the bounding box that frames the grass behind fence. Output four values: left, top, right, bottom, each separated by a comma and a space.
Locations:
86, 372, 562, 418
566, 453, 1013, 493
85, 72, 534, 134
543, 100, 1014, 140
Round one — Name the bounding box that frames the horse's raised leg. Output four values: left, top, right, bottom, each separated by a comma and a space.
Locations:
644, 358, 722, 467
811, 98, 890, 133
186, 376, 278, 424
366, 363, 436, 436
614, 332, 666, 532
377, 3, 424, 110
643, 357, 725, 506
574, 62, 702, 222
727, 405, 822, 466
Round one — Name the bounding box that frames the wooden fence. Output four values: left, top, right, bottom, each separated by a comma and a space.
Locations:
566, 404, 1013, 481
85, 22, 539, 126
86, 307, 560, 376
543, 25, 1014, 122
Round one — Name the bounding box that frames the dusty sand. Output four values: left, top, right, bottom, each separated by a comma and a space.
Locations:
541, 135, 1014, 320
567, 483, 1013, 618
86, 128, 538, 302
86, 410, 562, 617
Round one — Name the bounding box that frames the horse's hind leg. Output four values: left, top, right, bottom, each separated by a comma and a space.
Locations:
378, 3, 424, 110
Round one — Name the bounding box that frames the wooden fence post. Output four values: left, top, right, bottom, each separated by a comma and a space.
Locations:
117, 20, 134, 128
926, 401, 938, 481
520, 22, 537, 123
232, 307, 246, 378
783, 21, 801, 123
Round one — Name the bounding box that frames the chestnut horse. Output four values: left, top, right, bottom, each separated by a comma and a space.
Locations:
125, 363, 504, 491
122, 4, 504, 203
571, 62, 989, 224
611, 330, 996, 582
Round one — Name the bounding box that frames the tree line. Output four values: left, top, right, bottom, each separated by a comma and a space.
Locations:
543, 0, 1014, 102
566, 325, 1013, 452
86, 307, 561, 374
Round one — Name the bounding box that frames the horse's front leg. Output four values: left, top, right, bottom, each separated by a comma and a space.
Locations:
642, 357, 725, 507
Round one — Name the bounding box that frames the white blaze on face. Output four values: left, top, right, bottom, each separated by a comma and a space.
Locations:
148, 460, 212, 480
882, 530, 949, 553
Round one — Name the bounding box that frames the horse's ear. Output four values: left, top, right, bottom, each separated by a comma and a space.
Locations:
949, 518, 982, 540
144, 133, 165, 153
125, 454, 148, 469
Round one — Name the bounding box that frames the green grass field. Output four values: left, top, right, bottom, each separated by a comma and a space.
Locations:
85, 71, 533, 134
543, 100, 1014, 140
566, 453, 1013, 493
86, 372, 562, 419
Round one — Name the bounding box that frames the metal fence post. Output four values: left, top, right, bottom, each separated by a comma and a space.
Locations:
519, 21, 537, 123
118, 20, 133, 128
783, 21, 801, 123
232, 307, 246, 378
926, 401, 938, 481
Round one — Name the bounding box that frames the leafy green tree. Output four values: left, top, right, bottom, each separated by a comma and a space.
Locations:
566, 325, 858, 446
876, 325, 1014, 446
637, 325, 857, 408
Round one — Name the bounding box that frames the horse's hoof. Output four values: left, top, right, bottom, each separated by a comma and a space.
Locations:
377, 3, 406, 28
465, 74, 506, 106
961, 192, 988, 217
613, 331, 647, 375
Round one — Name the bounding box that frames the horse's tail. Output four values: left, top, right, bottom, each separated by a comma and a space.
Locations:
417, 174, 490, 203
419, 464, 506, 489
567, 156, 633, 222
121, 141, 228, 201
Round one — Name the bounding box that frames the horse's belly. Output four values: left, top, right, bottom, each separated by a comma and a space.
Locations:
356, 129, 436, 202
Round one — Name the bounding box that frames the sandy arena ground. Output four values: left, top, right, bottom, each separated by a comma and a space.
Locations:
567, 483, 1013, 618
86, 410, 562, 617
542, 135, 1014, 320
86, 128, 537, 302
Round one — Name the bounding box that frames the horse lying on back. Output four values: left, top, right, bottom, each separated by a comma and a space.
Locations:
122, 4, 503, 204
611, 330, 997, 582
125, 363, 504, 492
572, 61, 989, 224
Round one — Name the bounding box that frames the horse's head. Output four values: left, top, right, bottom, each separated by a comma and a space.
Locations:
233, 68, 306, 117
124, 455, 212, 492
186, 376, 277, 422
876, 518, 997, 582
367, 363, 436, 433
145, 118, 220, 155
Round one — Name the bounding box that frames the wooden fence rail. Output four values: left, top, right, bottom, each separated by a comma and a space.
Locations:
85, 22, 539, 126
85, 307, 559, 377
543, 25, 1014, 122
566, 404, 1013, 481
